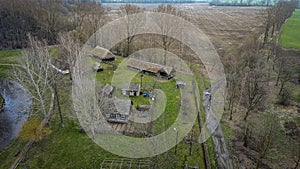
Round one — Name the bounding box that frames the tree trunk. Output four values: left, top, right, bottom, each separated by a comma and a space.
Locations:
255, 157, 262, 169
244, 110, 250, 121
126, 36, 130, 57
263, 23, 269, 45
278, 80, 285, 96
229, 108, 233, 120
243, 124, 250, 147
293, 156, 300, 169
54, 84, 64, 128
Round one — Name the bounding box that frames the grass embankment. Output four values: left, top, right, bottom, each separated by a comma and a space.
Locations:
0, 49, 21, 109
192, 64, 217, 169
279, 9, 300, 49
0, 50, 21, 77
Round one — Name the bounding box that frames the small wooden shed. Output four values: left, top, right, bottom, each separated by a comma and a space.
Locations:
121, 83, 140, 96
106, 98, 132, 123
90, 46, 115, 63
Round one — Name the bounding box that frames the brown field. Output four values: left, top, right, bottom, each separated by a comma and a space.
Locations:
182, 6, 265, 53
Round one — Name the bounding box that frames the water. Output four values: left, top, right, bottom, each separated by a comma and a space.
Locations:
103, 2, 209, 10
0, 79, 32, 151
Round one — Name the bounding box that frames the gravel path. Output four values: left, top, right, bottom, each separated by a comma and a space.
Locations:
203, 82, 233, 169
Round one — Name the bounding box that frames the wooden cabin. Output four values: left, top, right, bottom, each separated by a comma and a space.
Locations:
121, 83, 140, 96
127, 58, 175, 80
90, 46, 115, 63
105, 98, 132, 123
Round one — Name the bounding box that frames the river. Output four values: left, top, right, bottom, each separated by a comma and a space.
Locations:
0, 79, 32, 151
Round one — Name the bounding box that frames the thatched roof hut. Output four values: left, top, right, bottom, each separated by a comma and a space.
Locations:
90, 46, 115, 62
121, 83, 140, 96
105, 98, 132, 123
127, 58, 175, 79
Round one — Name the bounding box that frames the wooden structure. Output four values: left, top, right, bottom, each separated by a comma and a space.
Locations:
137, 105, 150, 111
51, 58, 70, 74
106, 98, 132, 123
121, 83, 140, 96
90, 46, 115, 62
102, 84, 114, 96
127, 58, 175, 80
100, 158, 153, 169
176, 81, 186, 88
93, 62, 103, 72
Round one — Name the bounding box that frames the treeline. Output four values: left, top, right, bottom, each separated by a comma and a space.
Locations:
224, 1, 299, 168
0, 0, 105, 49
263, 0, 298, 44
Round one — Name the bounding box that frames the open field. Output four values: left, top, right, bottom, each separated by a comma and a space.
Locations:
180, 6, 265, 51
280, 9, 300, 49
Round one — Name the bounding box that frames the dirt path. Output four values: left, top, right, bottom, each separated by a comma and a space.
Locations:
192, 79, 211, 169
203, 82, 233, 169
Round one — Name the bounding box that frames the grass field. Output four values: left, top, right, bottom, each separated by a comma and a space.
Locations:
0, 52, 211, 168
0, 50, 21, 77
279, 9, 300, 49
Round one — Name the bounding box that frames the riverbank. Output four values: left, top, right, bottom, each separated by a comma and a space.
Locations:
0, 94, 3, 110
0, 79, 31, 151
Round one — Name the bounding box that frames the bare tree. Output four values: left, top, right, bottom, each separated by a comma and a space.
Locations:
58, 32, 82, 80
118, 4, 143, 57
249, 112, 286, 169
224, 47, 246, 120
262, 7, 275, 45
58, 32, 111, 137
153, 4, 184, 65
12, 34, 56, 121
242, 69, 268, 121
289, 140, 300, 169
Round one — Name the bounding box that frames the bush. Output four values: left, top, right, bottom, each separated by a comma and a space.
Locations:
19, 117, 52, 142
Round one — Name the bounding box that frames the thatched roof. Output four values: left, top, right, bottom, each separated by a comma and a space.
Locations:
90, 46, 115, 60
114, 98, 131, 115
122, 83, 140, 91
127, 58, 175, 76
102, 84, 114, 95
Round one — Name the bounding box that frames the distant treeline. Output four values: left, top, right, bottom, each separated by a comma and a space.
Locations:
0, 0, 105, 49
0, 0, 298, 50
100, 0, 204, 3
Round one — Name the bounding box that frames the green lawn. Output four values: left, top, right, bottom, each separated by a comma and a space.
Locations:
0, 49, 21, 77
0, 54, 209, 169
279, 9, 300, 49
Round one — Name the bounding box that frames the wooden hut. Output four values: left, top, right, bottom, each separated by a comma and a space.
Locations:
176, 81, 186, 88
105, 98, 132, 123
102, 84, 114, 96
90, 46, 115, 63
121, 83, 140, 96
127, 58, 175, 80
